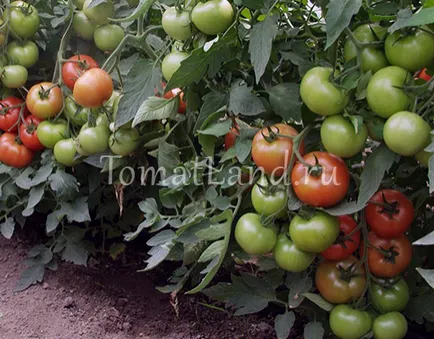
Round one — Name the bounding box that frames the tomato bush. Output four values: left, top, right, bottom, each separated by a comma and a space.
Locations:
1, 1, 434, 338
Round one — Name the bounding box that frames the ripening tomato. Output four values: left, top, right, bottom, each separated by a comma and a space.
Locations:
362, 232, 412, 278
19, 115, 44, 151
73, 68, 113, 108
62, 55, 99, 90
0, 132, 34, 168
252, 124, 305, 177
315, 256, 367, 304
365, 189, 414, 238
291, 152, 350, 207
0, 96, 28, 132
321, 215, 361, 261
26, 82, 63, 119
224, 126, 239, 150
36, 120, 69, 149
164, 88, 186, 114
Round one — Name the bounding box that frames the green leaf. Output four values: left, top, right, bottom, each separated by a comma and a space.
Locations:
198, 119, 232, 137
413, 230, 434, 245
110, 0, 157, 23
115, 59, 161, 127
249, 15, 278, 83
15, 168, 35, 190
275, 311, 295, 339
62, 242, 88, 266
132, 97, 178, 126
229, 82, 265, 116
391, 7, 434, 31
22, 185, 45, 217
326, 145, 395, 215
147, 230, 177, 246
109, 243, 126, 260
0, 217, 15, 239
429, 156, 434, 194
286, 272, 313, 308
325, 0, 363, 49
187, 210, 233, 294
158, 141, 180, 174
404, 290, 434, 324
303, 293, 334, 311
49, 169, 79, 200
387, 9, 413, 33
143, 242, 175, 271
416, 268, 434, 289
15, 265, 45, 292
235, 129, 253, 163
304, 322, 324, 339
198, 134, 217, 157
195, 91, 229, 132
268, 83, 302, 121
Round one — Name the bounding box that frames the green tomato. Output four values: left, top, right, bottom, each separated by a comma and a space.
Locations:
64, 96, 89, 127
384, 111, 431, 156
94, 24, 125, 52
109, 128, 140, 156
415, 149, 433, 167
366, 66, 411, 118
73, 11, 97, 41
126, 0, 139, 5
7, 40, 39, 68
344, 24, 388, 74
289, 211, 339, 253
78, 126, 110, 154
370, 279, 410, 314
96, 114, 110, 128
83, 0, 114, 25
300, 67, 349, 116
235, 213, 277, 255
1, 65, 28, 88
385, 28, 434, 72
191, 0, 235, 36
6, 1, 40, 39
330, 305, 372, 339
372, 312, 408, 339
74, 0, 85, 9
36, 120, 69, 149
0, 18, 5, 46
54, 138, 81, 167
367, 116, 386, 141
251, 176, 287, 217
321, 115, 368, 158
162, 7, 193, 41
273, 233, 315, 272
161, 51, 189, 81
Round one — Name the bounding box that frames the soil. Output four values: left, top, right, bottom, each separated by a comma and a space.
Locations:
0, 235, 279, 339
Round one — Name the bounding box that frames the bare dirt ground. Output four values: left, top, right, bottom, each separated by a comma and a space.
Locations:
0, 236, 279, 339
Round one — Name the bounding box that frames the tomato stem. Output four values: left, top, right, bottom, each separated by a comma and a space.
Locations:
354, 212, 370, 309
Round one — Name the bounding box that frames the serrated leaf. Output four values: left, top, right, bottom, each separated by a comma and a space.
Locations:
143, 242, 175, 271
416, 268, 434, 289
275, 311, 295, 339
49, 170, 79, 200
15, 168, 35, 189
62, 242, 88, 266
325, 0, 363, 49
110, 0, 156, 23
229, 82, 265, 116
147, 230, 177, 246
390, 7, 434, 32
198, 240, 225, 263
115, 59, 161, 127
303, 293, 334, 311
132, 97, 178, 126
414, 230, 434, 246
286, 272, 312, 308
195, 91, 229, 132
0, 217, 15, 239
387, 8, 413, 33
304, 322, 324, 339
268, 83, 302, 121
22, 185, 45, 217
198, 119, 232, 137
15, 265, 45, 292
249, 15, 278, 83
235, 129, 253, 163
158, 141, 180, 174
404, 291, 434, 324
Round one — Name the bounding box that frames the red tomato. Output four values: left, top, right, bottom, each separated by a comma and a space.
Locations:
62, 55, 99, 90
415, 68, 432, 81
252, 124, 305, 176
321, 215, 361, 260
366, 189, 414, 238
0, 133, 34, 168
291, 152, 350, 207
362, 232, 412, 278
224, 126, 239, 150
73, 68, 113, 108
164, 88, 186, 114
19, 115, 44, 151
0, 96, 28, 132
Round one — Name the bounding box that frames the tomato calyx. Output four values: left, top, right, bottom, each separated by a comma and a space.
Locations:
38, 83, 60, 100
369, 192, 401, 219
11, 3, 34, 16
337, 262, 361, 282
379, 245, 400, 264
371, 276, 402, 289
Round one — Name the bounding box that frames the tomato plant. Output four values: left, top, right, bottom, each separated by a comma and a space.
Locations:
273, 233, 315, 272
62, 55, 99, 90
19, 115, 44, 151
26, 82, 63, 120
321, 215, 361, 261
365, 189, 414, 238
73, 69, 113, 108
291, 152, 350, 207
329, 305, 372, 339
252, 124, 305, 177
0, 96, 27, 132
234, 213, 277, 255
289, 211, 339, 253
0, 132, 34, 168
315, 256, 367, 304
